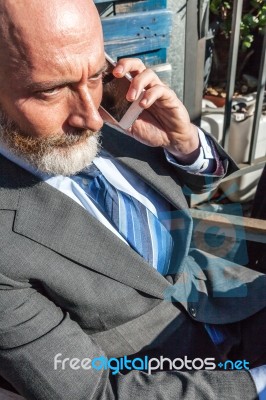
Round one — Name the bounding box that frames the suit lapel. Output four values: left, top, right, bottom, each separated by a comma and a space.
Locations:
0, 154, 171, 299
15, 182, 170, 299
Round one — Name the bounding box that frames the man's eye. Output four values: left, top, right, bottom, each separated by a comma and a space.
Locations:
36, 87, 63, 98
42, 87, 60, 95
89, 72, 105, 83
44, 88, 58, 94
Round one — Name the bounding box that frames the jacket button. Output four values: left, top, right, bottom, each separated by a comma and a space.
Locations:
189, 307, 197, 317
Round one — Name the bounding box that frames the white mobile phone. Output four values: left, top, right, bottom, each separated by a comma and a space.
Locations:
100, 53, 144, 130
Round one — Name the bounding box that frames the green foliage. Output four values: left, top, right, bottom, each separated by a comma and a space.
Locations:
210, 0, 266, 51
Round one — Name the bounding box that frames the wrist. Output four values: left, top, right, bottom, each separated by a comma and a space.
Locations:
165, 124, 200, 164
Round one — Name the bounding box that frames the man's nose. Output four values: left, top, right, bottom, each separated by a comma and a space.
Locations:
67, 88, 103, 132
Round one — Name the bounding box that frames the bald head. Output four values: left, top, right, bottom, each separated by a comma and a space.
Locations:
0, 0, 105, 160
0, 0, 103, 81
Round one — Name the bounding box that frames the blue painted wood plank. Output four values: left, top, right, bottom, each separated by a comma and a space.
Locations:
94, 3, 171, 66
95, 1, 167, 17
94, 0, 117, 3
114, 0, 167, 13
102, 10, 172, 62
101, 10, 172, 41
94, 0, 166, 5
104, 34, 170, 59
126, 48, 167, 65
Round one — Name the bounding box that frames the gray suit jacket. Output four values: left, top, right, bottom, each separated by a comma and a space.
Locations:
0, 127, 265, 399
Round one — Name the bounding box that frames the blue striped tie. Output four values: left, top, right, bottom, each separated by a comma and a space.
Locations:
78, 167, 228, 349
79, 166, 173, 275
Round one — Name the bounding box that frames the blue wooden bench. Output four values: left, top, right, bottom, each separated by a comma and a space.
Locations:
94, 0, 172, 84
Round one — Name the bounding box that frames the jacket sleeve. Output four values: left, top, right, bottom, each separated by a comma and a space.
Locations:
169, 130, 239, 195
0, 274, 257, 400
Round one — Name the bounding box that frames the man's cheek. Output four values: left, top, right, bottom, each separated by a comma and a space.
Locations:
16, 104, 64, 138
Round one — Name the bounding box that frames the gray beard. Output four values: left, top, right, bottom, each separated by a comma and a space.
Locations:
0, 109, 101, 176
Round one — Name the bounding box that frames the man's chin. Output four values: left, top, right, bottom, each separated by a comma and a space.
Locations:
0, 106, 101, 175
0, 130, 101, 176
27, 133, 101, 176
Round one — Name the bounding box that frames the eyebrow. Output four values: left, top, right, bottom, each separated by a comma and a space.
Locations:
26, 63, 108, 92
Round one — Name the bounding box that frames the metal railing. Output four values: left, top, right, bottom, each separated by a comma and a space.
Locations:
184, 0, 266, 181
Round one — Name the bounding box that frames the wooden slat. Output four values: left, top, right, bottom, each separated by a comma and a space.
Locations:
94, 0, 119, 4
102, 10, 171, 59
115, 0, 167, 14
95, 0, 167, 14
104, 36, 170, 59
101, 10, 172, 41
125, 48, 167, 65
191, 209, 266, 243
95, 2, 171, 63
95, 0, 166, 7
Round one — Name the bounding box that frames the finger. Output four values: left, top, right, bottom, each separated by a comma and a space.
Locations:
126, 68, 163, 101
112, 58, 146, 77
138, 85, 177, 109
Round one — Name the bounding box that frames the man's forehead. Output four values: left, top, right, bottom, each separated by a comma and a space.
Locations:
0, 0, 103, 75
0, 0, 98, 24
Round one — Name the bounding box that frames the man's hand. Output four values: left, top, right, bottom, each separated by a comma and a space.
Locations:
113, 58, 200, 164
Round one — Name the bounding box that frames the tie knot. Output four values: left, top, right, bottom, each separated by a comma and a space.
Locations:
79, 163, 101, 180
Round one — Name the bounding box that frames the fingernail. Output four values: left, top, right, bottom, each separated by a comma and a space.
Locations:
129, 89, 137, 100
140, 98, 148, 107
114, 65, 124, 74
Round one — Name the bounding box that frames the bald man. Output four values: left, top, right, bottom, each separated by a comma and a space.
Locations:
0, 1, 266, 399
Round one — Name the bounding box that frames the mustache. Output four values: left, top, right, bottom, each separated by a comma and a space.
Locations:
0, 110, 95, 153
0, 108, 101, 175
10, 129, 95, 153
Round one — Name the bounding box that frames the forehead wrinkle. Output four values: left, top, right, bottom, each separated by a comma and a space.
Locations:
26, 47, 87, 87
0, 0, 103, 82
0, 6, 30, 76
24, 54, 107, 93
